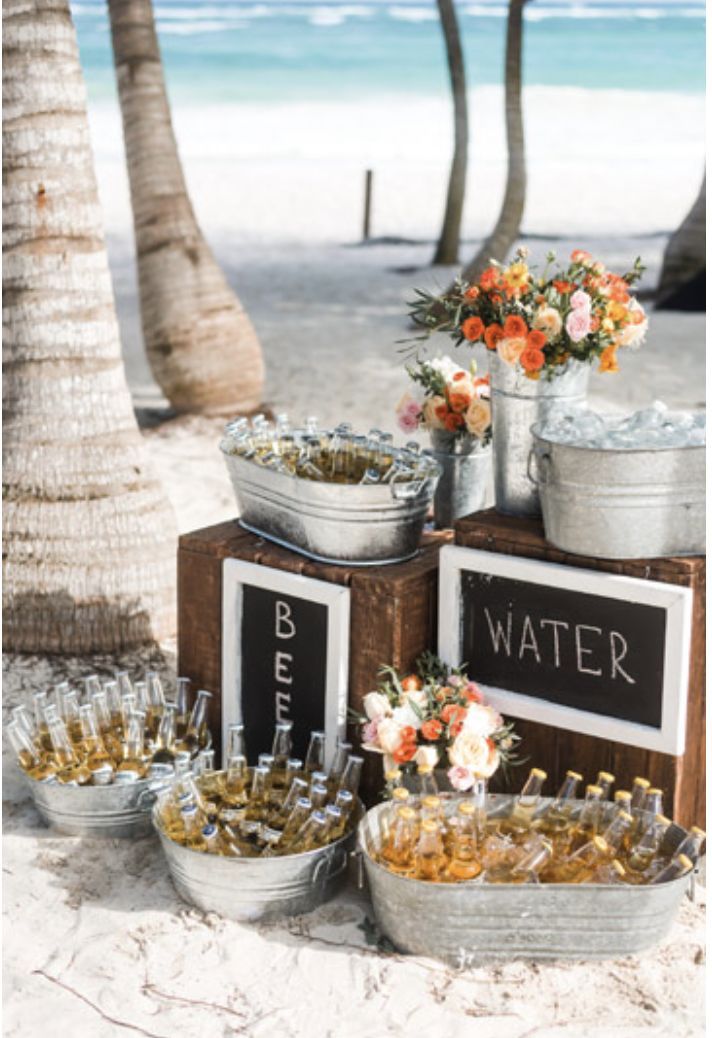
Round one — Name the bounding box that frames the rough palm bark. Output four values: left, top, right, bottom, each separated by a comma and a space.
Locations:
3, 0, 177, 652
656, 174, 705, 309
432, 0, 469, 266
107, 0, 264, 415
461, 0, 527, 283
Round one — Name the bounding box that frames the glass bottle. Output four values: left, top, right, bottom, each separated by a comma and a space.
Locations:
32, 691, 52, 753
334, 789, 354, 829
534, 769, 581, 845
152, 704, 177, 764
115, 670, 134, 702
179, 804, 207, 851
650, 853, 693, 884
222, 755, 249, 808
381, 805, 418, 875
421, 794, 444, 825
328, 740, 352, 790
486, 838, 553, 884
175, 677, 191, 738
78, 703, 114, 784
290, 809, 329, 853
673, 826, 706, 864
625, 814, 673, 878
635, 787, 664, 840
120, 692, 137, 739
5, 721, 56, 781
11, 705, 40, 749
550, 835, 611, 884
61, 690, 84, 745
271, 721, 293, 771
226, 722, 246, 761
630, 776, 651, 821
383, 768, 402, 796
446, 802, 481, 881
145, 674, 166, 738
181, 689, 212, 753
48, 717, 92, 784
275, 777, 310, 826
158, 789, 195, 840
304, 731, 326, 774
599, 810, 634, 856
245, 765, 270, 820
566, 784, 604, 854
281, 796, 313, 843
415, 819, 446, 882
324, 804, 345, 842
417, 765, 439, 798
310, 770, 328, 793
90, 690, 123, 763
116, 712, 149, 781
310, 783, 329, 810
596, 771, 615, 799
500, 768, 548, 836
202, 823, 239, 857
103, 680, 123, 732
338, 756, 363, 797
260, 827, 285, 857
284, 758, 303, 791
83, 674, 102, 702
379, 786, 410, 849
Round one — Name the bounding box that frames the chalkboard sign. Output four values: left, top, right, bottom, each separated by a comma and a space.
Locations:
439, 546, 693, 754
222, 559, 350, 766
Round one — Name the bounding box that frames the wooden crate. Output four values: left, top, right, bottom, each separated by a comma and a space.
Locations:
178, 521, 449, 803
454, 509, 705, 828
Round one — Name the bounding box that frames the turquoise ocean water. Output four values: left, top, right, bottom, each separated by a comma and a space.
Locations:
72, 0, 705, 104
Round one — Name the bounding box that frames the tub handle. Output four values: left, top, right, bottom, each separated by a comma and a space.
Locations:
311, 847, 348, 889
527, 447, 550, 486
137, 778, 173, 813
390, 478, 426, 501
351, 849, 365, 890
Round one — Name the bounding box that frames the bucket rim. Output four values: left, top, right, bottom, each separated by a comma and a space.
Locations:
530, 424, 706, 455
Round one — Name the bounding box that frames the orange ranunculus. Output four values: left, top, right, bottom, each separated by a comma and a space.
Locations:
444, 412, 465, 432
599, 345, 619, 373
400, 726, 417, 743
393, 739, 417, 765
589, 315, 600, 332
435, 403, 449, 421
526, 329, 547, 350
607, 301, 628, 324
479, 266, 501, 291
491, 293, 503, 305
553, 280, 573, 294
502, 314, 528, 338
571, 249, 592, 264
421, 719, 443, 741
464, 285, 480, 300
448, 391, 473, 414
461, 316, 485, 341
484, 323, 504, 351
401, 674, 422, 692
441, 703, 467, 727
520, 346, 545, 373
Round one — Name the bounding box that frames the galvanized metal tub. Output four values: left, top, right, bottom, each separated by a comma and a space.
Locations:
222, 449, 440, 566
28, 775, 167, 839
154, 800, 363, 922
427, 433, 492, 529
529, 428, 705, 559
489, 353, 590, 518
358, 797, 694, 965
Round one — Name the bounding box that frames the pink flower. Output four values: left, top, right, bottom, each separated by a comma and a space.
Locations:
447, 674, 463, 687
448, 765, 474, 792
464, 681, 483, 703
361, 720, 379, 746
570, 289, 591, 312
396, 409, 420, 434
565, 307, 591, 343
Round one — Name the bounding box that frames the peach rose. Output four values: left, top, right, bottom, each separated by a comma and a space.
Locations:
461, 703, 502, 738
497, 336, 527, 366
376, 718, 404, 755
533, 307, 563, 341
422, 395, 447, 430
363, 692, 392, 722
465, 398, 491, 439
448, 731, 500, 778
414, 745, 439, 770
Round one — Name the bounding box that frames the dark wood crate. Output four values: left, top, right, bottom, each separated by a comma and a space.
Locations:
178, 521, 450, 804
454, 509, 705, 828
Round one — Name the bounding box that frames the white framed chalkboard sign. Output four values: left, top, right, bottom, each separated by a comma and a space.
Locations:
222, 559, 350, 768
438, 545, 693, 755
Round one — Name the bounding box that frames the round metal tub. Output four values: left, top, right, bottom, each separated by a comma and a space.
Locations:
154, 800, 363, 922
529, 428, 705, 559
358, 798, 694, 966
28, 775, 166, 839
222, 450, 441, 566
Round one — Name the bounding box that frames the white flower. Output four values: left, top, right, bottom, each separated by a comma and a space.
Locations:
399, 689, 427, 712
448, 731, 499, 777
393, 702, 423, 731
414, 745, 439, 770
427, 356, 465, 381
363, 692, 392, 722
461, 703, 501, 738
376, 718, 404, 755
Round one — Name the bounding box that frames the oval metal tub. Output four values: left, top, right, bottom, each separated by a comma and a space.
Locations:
154, 801, 362, 922
28, 776, 165, 839
222, 449, 440, 566
358, 799, 695, 966
529, 429, 705, 559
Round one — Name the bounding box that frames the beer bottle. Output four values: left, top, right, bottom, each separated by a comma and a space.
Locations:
290, 810, 329, 853
274, 777, 310, 827
271, 721, 293, 771
415, 819, 446, 882
486, 838, 553, 884
383, 768, 402, 796
417, 764, 439, 798
48, 717, 92, 785
90, 690, 123, 763
175, 677, 191, 739
5, 721, 56, 782
328, 740, 353, 790
650, 853, 694, 885
181, 689, 212, 753
281, 796, 313, 843
152, 704, 178, 765
116, 712, 149, 781
338, 756, 363, 797
304, 731, 326, 775
534, 770, 582, 847
245, 765, 270, 820
179, 804, 207, 851
500, 768, 548, 836
61, 690, 84, 746
596, 771, 615, 800
222, 755, 249, 808
447, 802, 481, 881
381, 806, 418, 875
566, 784, 604, 854
78, 703, 114, 784
673, 826, 706, 864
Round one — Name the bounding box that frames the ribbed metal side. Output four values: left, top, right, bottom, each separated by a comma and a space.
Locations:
358, 800, 693, 965
29, 777, 158, 839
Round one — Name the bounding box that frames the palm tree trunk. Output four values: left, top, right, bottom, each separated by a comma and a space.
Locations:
3, 0, 177, 653
461, 0, 526, 283
432, 0, 469, 266
656, 174, 706, 309
107, 0, 265, 415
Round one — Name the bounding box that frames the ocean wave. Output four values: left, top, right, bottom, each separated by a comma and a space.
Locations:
157, 18, 247, 32
464, 3, 704, 18
388, 5, 437, 22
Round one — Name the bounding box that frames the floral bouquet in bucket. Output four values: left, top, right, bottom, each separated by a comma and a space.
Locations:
395, 356, 492, 444
356, 653, 520, 791
407, 248, 648, 380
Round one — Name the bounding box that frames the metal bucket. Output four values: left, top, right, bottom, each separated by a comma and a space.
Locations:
153, 800, 363, 922
529, 428, 705, 559
222, 449, 440, 566
357, 796, 695, 965
489, 353, 590, 518
28, 775, 167, 838
427, 433, 492, 529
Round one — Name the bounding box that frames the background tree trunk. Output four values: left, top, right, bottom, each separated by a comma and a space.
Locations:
432, 0, 469, 266
3, 0, 177, 653
656, 174, 706, 310
107, 0, 264, 415
461, 0, 526, 282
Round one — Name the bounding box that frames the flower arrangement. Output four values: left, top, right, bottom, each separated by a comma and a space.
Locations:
395, 356, 492, 442
407, 248, 648, 381
357, 653, 520, 791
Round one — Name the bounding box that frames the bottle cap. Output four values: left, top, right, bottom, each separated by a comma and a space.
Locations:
457, 802, 476, 815
586, 785, 603, 797
398, 806, 417, 821
530, 768, 547, 780
612, 859, 626, 877
421, 819, 438, 833
286, 759, 303, 770
614, 790, 632, 801
677, 854, 693, 870
632, 776, 650, 789
566, 770, 583, 782
646, 788, 664, 797
416, 764, 433, 775
202, 824, 218, 838
296, 797, 312, 810
422, 795, 441, 810
691, 827, 706, 838
655, 814, 670, 825
593, 836, 609, 853
392, 787, 409, 801
597, 772, 615, 783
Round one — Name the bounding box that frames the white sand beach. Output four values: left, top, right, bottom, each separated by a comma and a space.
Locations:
3, 71, 706, 1038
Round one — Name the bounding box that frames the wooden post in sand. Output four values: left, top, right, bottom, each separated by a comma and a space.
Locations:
362, 169, 373, 241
